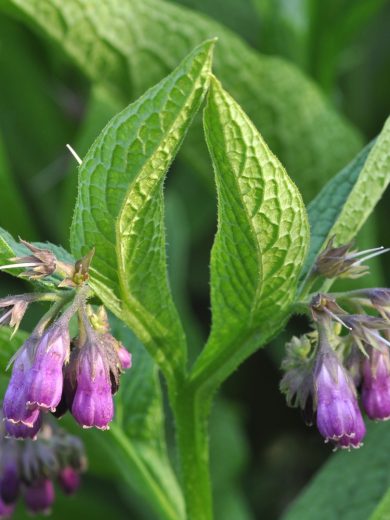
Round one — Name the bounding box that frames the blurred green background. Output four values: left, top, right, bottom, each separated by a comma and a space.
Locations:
0, 0, 390, 518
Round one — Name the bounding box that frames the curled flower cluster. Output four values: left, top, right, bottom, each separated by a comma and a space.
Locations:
281, 239, 390, 450
0, 416, 86, 518
0, 242, 132, 440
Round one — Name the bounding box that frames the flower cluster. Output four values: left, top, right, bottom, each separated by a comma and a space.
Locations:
281, 239, 390, 450
0, 416, 86, 518
0, 242, 132, 440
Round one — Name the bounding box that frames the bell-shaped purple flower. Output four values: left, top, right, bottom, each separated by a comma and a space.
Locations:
362, 346, 390, 420
24, 478, 55, 514
71, 352, 114, 430
0, 461, 20, 504
58, 467, 80, 495
117, 345, 132, 370
315, 349, 366, 448
5, 413, 42, 441
26, 325, 70, 413
3, 347, 40, 427
0, 498, 14, 519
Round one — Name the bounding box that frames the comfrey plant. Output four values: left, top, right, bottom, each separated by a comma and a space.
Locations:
0, 40, 389, 519
1, 242, 131, 438
0, 415, 85, 518
281, 240, 390, 449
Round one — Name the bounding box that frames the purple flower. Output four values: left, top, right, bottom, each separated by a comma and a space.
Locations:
26, 326, 70, 413
58, 467, 80, 495
362, 346, 390, 420
24, 479, 55, 514
71, 352, 114, 430
0, 461, 20, 504
0, 498, 14, 519
315, 349, 365, 448
3, 347, 40, 427
117, 345, 132, 370
5, 413, 42, 441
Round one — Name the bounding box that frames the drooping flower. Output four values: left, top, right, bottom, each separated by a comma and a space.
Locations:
314, 349, 366, 448
26, 324, 70, 413
314, 321, 366, 449
24, 478, 55, 515
71, 349, 114, 430
0, 450, 20, 505
362, 346, 390, 420
5, 414, 42, 441
3, 344, 40, 429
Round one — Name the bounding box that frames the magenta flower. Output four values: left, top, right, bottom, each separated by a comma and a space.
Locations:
24, 479, 55, 515
58, 467, 81, 495
5, 413, 42, 441
0, 498, 14, 519
362, 346, 390, 420
315, 349, 366, 448
117, 345, 132, 370
3, 346, 40, 427
71, 351, 114, 430
26, 326, 70, 413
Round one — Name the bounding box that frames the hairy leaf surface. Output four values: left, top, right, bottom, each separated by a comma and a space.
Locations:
70, 41, 214, 381
192, 78, 309, 389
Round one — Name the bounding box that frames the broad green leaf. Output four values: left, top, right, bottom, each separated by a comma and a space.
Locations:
1, 0, 361, 201
282, 422, 390, 520
301, 116, 390, 285
70, 41, 214, 383
192, 77, 309, 390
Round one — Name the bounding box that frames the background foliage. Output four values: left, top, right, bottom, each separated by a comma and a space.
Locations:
0, 0, 389, 518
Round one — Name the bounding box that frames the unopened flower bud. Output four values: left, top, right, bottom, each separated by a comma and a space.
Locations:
58, 467, 80, 495
0, 461, 20, 504
24, 478, 55, 514
117, 345, 132, 370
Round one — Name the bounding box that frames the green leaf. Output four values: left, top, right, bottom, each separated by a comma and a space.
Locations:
1, 0, 362, 201
301, 116, 390, 284
192, 77, 309, 390
282, 422, 390, 520
70, 41, 214, 384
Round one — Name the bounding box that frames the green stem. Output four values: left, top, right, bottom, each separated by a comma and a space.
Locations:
173, 383, 213, 520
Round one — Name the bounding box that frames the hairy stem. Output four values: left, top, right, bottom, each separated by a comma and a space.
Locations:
173, 383, 213, 520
